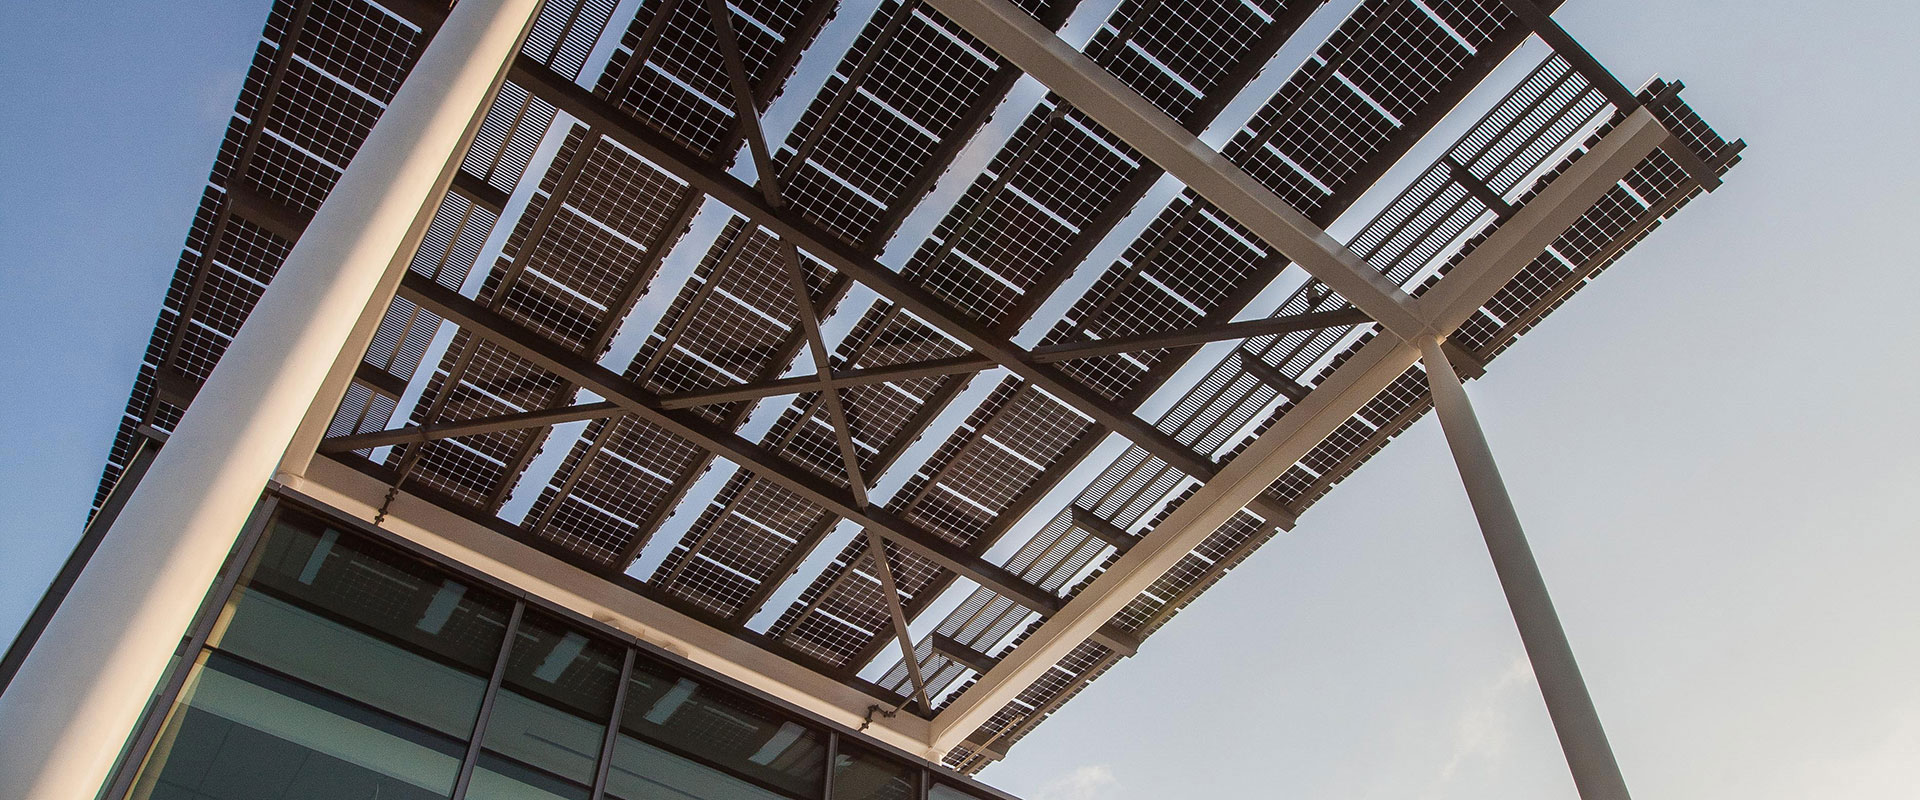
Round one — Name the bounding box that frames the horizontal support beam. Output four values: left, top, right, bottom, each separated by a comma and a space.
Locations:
664, 308, 1370, 407
1089, 624, 1140, 657
320, 400, 622, 453
1497, 0, 1722, 195
929, 107, 1674, 754
354, 361, 410, 399
512, 55, 1224, 487
962, 729, 1011, 762
1068, 506, 1136, 553
395, 272, 1066, 618
931, 633, 999, 676
280, 457, 936, 755
451, 168, 511, 212
658, 355, 996, 409
227, 180, 314, 241
320, 304, 1369, 452
1498, 0, 1639, 112
1027, 307, 1372, 363
1239, 352, 1309, 403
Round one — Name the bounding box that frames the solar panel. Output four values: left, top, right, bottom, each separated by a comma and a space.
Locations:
94, 0, 439, 513
791, 0, 1552, 683
937, 69, 1738, 773
90, 0, 1740, 773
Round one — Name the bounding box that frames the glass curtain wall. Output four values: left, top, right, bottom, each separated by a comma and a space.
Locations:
119, 504, 1013, 800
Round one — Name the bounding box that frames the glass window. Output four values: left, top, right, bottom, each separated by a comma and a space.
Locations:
931, 783, 991, 800
129, 652, 465, 800
469, 611, 623, 799
128, 512, 512, 800
605, 657, 825, 800
214, 514, 511, 739
831, 744, 915, 800
123, 508, 915, 800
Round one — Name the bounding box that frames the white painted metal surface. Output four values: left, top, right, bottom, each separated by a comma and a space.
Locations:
0, 2, 542, 795
928, 107, 1672, 754
280, 458, 939, 757
1421, 336, 1633, 800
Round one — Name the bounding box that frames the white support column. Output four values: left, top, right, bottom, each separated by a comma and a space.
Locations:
927, 107, 1668, 755
1419, 337, 1632, 800
0, 2, 542, 796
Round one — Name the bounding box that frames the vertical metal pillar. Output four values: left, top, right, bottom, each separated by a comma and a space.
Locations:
0, 2, 542, 796
1418, 336, 1631, 800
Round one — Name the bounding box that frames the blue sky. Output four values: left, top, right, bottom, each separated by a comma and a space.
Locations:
4, 1, 1919, 799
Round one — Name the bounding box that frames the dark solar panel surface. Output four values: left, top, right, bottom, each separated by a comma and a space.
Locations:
94, 0, 1737, 772
95, 0, 440, 514
798, 0, 1547, 682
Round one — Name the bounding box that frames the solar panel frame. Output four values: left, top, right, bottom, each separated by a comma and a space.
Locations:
85, 0, 1740, 753
931, 81, 1739, 771
827, 0, 1564, 689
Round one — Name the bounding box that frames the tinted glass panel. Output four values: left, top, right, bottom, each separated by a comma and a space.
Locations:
130, 653, 463, 800
618, 657, 826, 798
467, 751, 594, 800
605, 735, 793, 800
474, 612, 621, 796
832, 744, 914, 800
213, 515, 508, 738
931, 784, 990, 800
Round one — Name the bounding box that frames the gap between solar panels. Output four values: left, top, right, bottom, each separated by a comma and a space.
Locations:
301, 0, 1742, 748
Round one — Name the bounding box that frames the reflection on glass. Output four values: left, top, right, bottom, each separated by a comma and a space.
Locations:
471, 612, 622, 798
467, 751, 593, 800
605, 735, 793, 800
612, 658, 825, 800
129, 653, 463, 800
832, 744, 915, 800
128, 513, 509, 800
123, 509, 952, 800
215, 515, 509, 738
931, 783, 988, 800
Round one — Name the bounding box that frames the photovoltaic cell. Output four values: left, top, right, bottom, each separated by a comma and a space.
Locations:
755, 0, 1309, 672
94, 0, 432, 513
938, 72, 1737, 772
95, 0, 1738, 764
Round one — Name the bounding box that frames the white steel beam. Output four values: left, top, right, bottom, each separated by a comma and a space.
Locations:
280, 457, 935, 755
1419, 336, 1632, 800
929, 107, 1671, 754
922, 0, 1438, 342
0, 2, 543, 796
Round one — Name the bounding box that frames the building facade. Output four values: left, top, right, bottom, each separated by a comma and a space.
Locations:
120, 496, 1012, 800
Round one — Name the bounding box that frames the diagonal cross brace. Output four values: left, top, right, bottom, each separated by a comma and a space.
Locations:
922, 0, 1437, 345
317, 308, 1372, 453
927, 106, 1677, 754
396, 271, 1068, 618
511, 57, 1270, 500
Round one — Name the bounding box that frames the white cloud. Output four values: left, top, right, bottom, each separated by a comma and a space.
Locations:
1435, 656, 1534, 789
1792, 703, 1920, 799
1036, 764, 1122, 800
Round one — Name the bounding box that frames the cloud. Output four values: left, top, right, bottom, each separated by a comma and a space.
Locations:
1793, 703, 1920, 799
1036, 764, 1122, 800
1435, 656, 1534, 787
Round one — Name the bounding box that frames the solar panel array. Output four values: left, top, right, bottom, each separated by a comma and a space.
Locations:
940, 62, 1741, 771
95, 0, 1738, 773
92, 0, 449, 514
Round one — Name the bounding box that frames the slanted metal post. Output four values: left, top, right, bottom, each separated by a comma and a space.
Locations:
1418, 336, 1631, 800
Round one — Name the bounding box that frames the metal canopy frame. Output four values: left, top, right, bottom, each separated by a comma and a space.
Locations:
70, 0, 1743, 787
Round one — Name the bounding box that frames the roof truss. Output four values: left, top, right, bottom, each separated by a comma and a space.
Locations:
89, 0, 1742, 771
